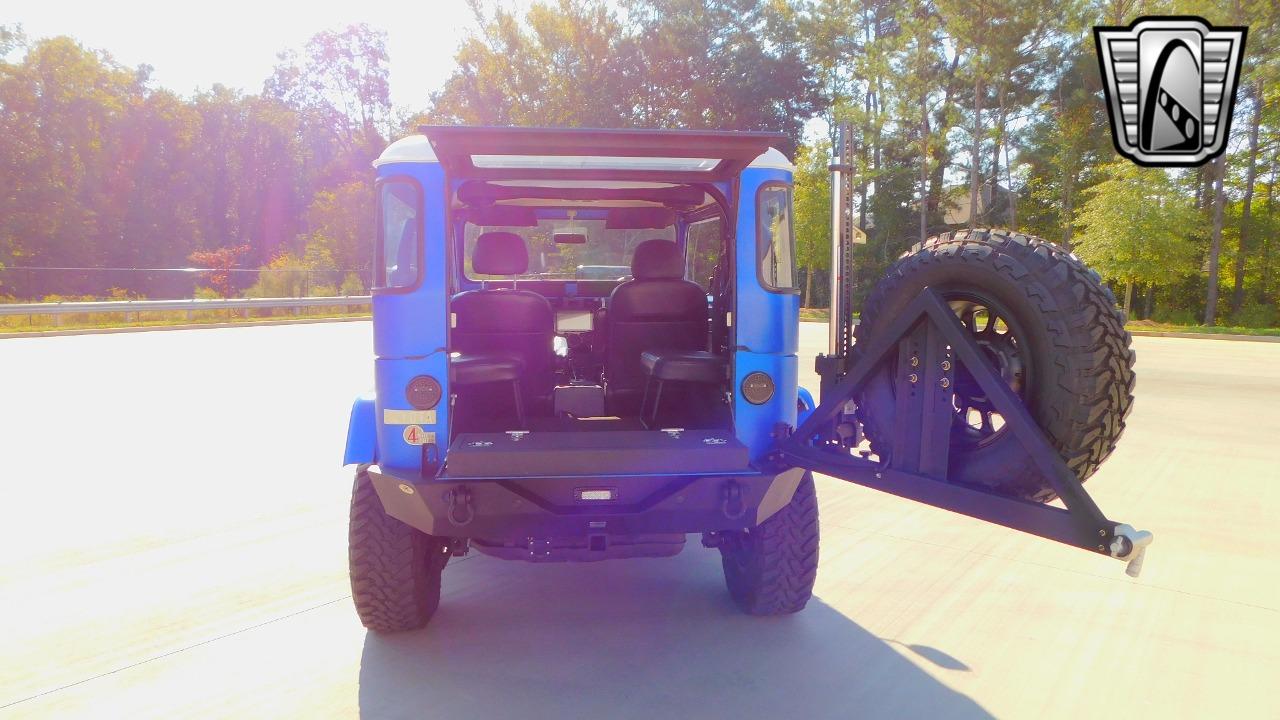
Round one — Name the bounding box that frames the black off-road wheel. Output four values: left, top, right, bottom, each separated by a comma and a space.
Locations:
856, 229, 1136, 501
720, 471, 820, 615
349, 469, 450, 633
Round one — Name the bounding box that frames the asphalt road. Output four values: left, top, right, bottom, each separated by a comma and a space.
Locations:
1, 322, 1277, 719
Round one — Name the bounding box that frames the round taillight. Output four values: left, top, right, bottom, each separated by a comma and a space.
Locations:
741, 372, 775, 405
406, 375, 442, 410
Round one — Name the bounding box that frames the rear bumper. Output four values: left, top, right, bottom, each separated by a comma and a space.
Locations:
367, 465, 806, 540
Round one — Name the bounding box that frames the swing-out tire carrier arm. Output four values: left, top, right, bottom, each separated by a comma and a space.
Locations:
781, 287, 1152, 576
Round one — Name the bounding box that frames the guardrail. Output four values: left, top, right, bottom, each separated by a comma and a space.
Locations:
0, 296, 371, 325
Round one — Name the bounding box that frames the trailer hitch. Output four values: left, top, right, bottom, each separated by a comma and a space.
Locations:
720, 480, 746, 520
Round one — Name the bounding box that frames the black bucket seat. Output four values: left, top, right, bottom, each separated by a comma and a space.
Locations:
451, 231, 555, 411
604, 239, 708, 414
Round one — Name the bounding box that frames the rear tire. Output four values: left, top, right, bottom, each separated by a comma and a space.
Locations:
856, 229, 1136, 501
349, 469, 449, 633
720, 471, 819, 615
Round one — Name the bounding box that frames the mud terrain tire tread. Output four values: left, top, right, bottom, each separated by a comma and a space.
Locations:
721, 471, 820, 615
349, 470, 448, 633
856, 229, 1136, 501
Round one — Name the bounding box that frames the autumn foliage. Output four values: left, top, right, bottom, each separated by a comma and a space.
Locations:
3, 4, 1280, 326
188, 245, 251, 298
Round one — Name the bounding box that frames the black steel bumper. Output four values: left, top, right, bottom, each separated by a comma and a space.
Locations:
367, 466, 807, 540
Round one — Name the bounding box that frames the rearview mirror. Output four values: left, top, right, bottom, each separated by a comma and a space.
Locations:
554, 232, 587, 244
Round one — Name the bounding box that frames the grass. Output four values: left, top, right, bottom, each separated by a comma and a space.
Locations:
0, 306, 370, 334
797, 308, 1280, 337
1124, 320, 1280, 337
4, 304, 1277, 338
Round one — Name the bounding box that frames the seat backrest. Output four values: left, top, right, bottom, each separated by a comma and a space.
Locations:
606, 239, 708, 413
452, 231, 555, 404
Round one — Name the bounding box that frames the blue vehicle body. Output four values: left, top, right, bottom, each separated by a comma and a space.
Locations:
344, 126, 1148, 629
344, 127, 814, 553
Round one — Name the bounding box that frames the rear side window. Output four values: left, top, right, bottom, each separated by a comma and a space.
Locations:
686, 217, 724, 292
757, 184, 796, 292
376, 180, 421, 290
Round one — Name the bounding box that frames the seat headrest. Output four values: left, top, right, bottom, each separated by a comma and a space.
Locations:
473, 231, 529, 275
630, 239, 684, 280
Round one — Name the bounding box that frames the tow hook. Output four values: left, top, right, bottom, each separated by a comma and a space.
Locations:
720, 480, 746, 520
443, 486, 475, 527
1109, 523, 1154, 578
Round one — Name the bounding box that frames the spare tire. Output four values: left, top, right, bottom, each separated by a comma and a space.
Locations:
855, 229, 1136, 502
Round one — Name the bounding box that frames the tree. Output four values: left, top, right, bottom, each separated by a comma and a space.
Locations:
306, 180, 374, 273
1203, 154, 1228, 325
266, 24, 391, 156
793, 139, 832, 307
0, 37, 143, 276
431, 0, 633, 128
4, 5, 1280, 330
0, 25, 25, 55
430, 0, 819, 150
1226, 0, 1280, 312
1018, 39, 1111, 248
1230, 79, 1265, 314
1073, 161, 1202, 312
623, 0, 820, 145
890, 1, 949, 244
936, 0, 987, 230
189, 245, 251, 298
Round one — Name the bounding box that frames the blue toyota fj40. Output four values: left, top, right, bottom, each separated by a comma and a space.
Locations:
343, 126, 1149, 632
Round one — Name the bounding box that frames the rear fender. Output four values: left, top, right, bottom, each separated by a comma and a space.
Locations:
343, 392, 378, 465
797, 386, 816, 427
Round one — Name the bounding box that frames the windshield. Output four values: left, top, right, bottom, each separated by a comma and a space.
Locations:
463, 218, 675, 281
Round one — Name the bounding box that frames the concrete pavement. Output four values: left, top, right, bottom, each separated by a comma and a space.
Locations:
0, 322, 1276, 719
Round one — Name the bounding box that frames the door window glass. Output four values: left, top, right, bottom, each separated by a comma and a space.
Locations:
685, 218, 724, 292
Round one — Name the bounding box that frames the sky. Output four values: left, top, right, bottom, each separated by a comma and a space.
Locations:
8, 0, 831, 144
6, 0, 538, 112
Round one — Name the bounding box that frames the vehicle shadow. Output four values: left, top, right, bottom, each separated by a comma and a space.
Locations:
357, 548, 993, 720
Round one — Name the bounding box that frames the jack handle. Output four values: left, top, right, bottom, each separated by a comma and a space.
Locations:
1109, 524, 1154, 578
